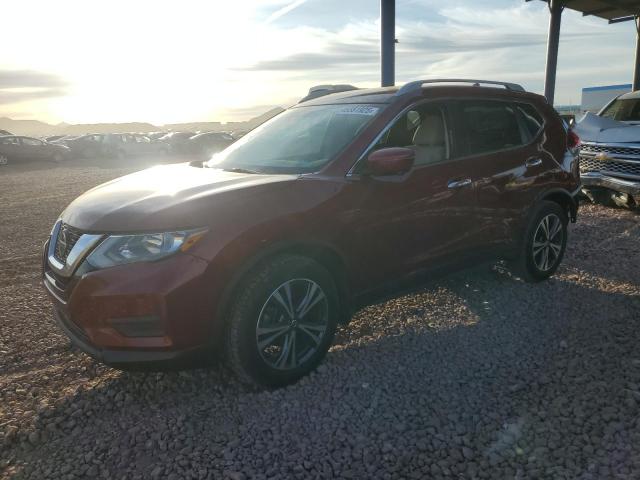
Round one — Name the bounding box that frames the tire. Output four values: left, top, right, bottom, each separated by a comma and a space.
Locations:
0, 154, 8, 166
510, 200, 568, 283
224, 254, 339, 388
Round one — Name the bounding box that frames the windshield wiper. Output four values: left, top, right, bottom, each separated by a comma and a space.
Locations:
222, 167, 261, 174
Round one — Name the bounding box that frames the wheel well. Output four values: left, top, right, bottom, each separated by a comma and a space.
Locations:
541, 190, 577, 223
272, 244, 353, 324
219, 243, 353, 327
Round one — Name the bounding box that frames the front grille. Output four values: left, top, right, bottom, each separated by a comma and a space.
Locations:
54, 224, 83, 263
579, 155, 640, 179
581, 144, 640, 158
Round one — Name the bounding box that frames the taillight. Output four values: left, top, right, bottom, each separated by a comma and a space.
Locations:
567, 129, 580, 149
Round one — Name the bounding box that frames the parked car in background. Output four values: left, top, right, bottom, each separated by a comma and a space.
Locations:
575, 90, 640, 208
49, 135, 78, 145
230, 130, 249, 140
298, 84, 358, 103
103, 133, 169, 158
0, 135, 69, 165
189, 132, 235, 159
44, 135, 67, 143
43, 79, 580, 388
0, 129, 12, 136
159, 131, 195, 154
62, 134, 107, 158
147, 132, 168, 141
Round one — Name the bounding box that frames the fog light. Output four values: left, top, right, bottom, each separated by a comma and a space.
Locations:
107, 316, 164, 337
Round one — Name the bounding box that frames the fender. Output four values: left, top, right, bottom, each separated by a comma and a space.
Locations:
535, 187, 579, 223
212, 238, 353, 332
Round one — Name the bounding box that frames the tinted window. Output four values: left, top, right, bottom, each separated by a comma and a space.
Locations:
22, 138, 43, 146
458, 101, 523, 156
516, 103, 544, 139
372, 103, 448, 166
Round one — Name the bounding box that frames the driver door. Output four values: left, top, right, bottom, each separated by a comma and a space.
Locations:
345, 102, 481, 291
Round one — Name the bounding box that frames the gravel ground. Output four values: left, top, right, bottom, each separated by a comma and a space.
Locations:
1, 159, 639, 479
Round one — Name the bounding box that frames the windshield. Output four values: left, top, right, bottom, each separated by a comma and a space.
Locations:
206, 104, 382, 174
600, 98, 640, 122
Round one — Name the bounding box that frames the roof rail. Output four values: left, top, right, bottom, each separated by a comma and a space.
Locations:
396, 79, 525, 96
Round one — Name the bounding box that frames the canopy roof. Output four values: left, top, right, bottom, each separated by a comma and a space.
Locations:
529, 0, 640, 23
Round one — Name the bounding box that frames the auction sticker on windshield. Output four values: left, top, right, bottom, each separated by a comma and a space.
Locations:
337, 105, 380, 116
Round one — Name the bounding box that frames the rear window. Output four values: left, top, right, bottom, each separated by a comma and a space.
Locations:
516, 103, 544, 139
457, 101, 524, 156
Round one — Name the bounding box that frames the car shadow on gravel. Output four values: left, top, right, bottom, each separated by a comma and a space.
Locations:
5, 264, 640, 479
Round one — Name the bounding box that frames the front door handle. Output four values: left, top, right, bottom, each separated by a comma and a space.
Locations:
447, 178, 472, 190
525, 158, 543, 168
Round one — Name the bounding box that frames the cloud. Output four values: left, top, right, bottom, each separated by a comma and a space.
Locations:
235, 3, 625, 103
0, 70, 67, 105
265, 0, 308, 24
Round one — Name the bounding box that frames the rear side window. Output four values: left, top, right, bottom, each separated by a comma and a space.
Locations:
457, 101, 524, 156
516, 103, 544, 139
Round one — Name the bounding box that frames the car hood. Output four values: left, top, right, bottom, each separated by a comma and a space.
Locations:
575, 112, 640, 144
61, 163, 295, 232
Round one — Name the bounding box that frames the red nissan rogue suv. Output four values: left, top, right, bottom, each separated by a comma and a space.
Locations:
43, 79, 581, 387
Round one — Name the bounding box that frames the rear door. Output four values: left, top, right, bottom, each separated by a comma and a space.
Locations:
451, 99, 549, 249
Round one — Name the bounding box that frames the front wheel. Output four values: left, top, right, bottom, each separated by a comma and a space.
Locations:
224, 254, 339, 388
510, 201, 568, 283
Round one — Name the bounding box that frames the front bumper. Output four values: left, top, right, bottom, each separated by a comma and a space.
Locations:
580, 172, 640, 196
52, 307, 205, 365
42, 239, 218, 366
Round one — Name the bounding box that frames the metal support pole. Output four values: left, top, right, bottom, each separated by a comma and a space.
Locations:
633, 17, 640, 91
380, 0, 395, 87
544, 0, 563, 105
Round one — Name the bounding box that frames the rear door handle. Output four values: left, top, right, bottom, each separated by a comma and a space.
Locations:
447, 178, 472, 189
525, 158, 543, 168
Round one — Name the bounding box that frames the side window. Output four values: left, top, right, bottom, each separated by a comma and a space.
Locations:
457, 101, 524, 156
22, 138, 43, 146
516, 102, 544, 140
372, 103, 449, 167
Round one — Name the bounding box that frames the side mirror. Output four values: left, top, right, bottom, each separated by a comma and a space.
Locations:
366, 147, 415, 176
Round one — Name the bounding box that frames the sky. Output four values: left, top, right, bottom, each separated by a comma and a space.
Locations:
0, 0, 635, 125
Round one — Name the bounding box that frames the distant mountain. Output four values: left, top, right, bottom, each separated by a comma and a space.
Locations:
0, 117, 56, 136
0, 106, 286, 137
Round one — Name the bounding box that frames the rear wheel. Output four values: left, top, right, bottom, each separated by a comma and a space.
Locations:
510, 201, 568, 283
224, 254, 338, 388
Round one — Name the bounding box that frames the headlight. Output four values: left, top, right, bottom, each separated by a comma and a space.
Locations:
86, 228, 207, 269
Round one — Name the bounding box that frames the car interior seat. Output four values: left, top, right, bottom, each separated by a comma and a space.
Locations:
410, 113, 447, 165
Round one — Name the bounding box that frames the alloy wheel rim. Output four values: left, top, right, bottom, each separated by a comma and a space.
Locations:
256, 278, 329, 371
532, 213, 563, 271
